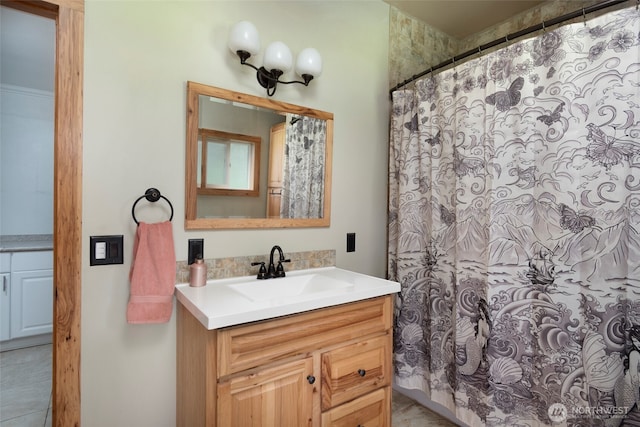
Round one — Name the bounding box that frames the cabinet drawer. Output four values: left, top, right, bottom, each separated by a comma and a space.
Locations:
321, 334, 391, 410
218, 296, 392, 377
11, 251, 52, 271
321, 387, 390, 427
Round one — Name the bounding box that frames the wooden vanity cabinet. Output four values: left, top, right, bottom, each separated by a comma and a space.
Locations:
177, 295, 393, 427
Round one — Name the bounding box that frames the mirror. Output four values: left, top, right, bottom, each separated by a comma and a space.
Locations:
185, 81, 333, 229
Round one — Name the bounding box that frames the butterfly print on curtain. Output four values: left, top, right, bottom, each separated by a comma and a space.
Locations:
586, 123, 640, 171
485, 76, 524, 112
536, 102, 564, 126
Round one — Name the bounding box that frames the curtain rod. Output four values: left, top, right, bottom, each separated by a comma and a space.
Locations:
389, 0, 632, 96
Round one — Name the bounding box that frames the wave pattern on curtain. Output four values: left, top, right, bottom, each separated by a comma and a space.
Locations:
388, 7, 640, 427
281, 114, 326, 218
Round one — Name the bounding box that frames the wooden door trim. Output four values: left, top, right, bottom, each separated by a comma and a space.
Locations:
52, 1, 83, 425
2, 0, 85, 425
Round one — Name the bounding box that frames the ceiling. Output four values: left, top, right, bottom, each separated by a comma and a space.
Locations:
384, 0, 547, 39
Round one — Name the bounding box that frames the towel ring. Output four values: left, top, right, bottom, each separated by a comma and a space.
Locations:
131, 188, 174, 225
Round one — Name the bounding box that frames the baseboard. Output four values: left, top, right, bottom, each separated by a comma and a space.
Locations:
0, 333, 52, 352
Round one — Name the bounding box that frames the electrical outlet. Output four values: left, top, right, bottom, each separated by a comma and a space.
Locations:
188, 239, 204, 265
90, 235, 124, 266
347, 233, 356, 252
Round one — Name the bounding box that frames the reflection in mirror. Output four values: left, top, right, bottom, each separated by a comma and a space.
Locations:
185, 82, 333, 229
280, 114, 327, 219
197, 128, 260, 197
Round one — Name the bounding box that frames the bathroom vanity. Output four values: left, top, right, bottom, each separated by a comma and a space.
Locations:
175, 267, 399, 427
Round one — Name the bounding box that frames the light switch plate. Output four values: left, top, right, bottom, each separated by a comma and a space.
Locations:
347, 233, 356, 253
188, 239, 204, 265
90, 235, 124, 266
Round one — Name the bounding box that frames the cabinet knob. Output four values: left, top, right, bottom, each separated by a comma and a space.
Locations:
358, 369, 366, 377
306, 375, 316, 384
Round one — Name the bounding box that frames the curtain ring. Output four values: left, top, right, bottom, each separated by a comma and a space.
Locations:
582, 8, 586, 26
542, 21, 546, 32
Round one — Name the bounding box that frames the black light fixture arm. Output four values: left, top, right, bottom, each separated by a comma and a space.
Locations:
235, 50, 313, 96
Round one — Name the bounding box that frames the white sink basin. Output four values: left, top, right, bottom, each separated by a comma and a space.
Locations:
174, 266, 400, 329
226, 273, 354, 304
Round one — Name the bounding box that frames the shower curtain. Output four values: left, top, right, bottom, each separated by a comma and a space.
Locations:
281, 114, 327, 218
389, 6, 640, 427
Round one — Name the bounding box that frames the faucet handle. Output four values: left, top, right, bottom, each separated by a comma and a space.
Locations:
275, 259, 290, 277
251, 261, 268, 280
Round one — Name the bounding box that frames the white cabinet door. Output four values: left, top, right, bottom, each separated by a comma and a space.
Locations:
10, 269, 53, 338
0, 273, 10, 341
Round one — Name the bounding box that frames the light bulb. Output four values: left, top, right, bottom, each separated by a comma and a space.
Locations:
263, 41, 293, 73
228, 21, 260, 56
295, 48, 322, 78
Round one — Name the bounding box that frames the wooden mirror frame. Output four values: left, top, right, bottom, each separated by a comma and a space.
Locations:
185, 81, 333, 229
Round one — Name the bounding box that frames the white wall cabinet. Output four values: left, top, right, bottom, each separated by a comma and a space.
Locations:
0, 253, 11, 342
1, 251, 53, 342
0, 273, 9, 341
10, 268, 53, 338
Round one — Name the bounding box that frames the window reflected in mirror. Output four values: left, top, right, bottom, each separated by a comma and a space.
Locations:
197, 129, 260, 197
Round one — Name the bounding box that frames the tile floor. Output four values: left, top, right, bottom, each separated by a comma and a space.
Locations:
0, 344, 458, 427
392, 391, 459, 427
0, 344, 52, 427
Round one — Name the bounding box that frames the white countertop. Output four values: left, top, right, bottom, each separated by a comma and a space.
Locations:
0, 235, 53, 253
174, 266, 400, 330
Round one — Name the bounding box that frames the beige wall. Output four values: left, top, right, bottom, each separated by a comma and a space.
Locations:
82, 1, 389, 425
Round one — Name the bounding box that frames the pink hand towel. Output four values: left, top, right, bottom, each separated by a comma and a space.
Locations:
127, 221, 176, 324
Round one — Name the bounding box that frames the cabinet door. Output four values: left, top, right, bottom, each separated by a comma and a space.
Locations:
268, 122, 285, 188
266, 189, 282, 219
321, 388, 389, 427
0, 273, 10, 341
10, 269, 53, 338
218, 357, 314, 427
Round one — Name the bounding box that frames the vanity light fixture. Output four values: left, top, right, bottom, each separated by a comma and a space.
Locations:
228, 21, 322, 96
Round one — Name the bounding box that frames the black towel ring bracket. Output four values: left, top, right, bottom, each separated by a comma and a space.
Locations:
131, 188, 174, 225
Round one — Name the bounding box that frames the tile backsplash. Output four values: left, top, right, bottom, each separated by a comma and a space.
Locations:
175, 249, 336, 283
